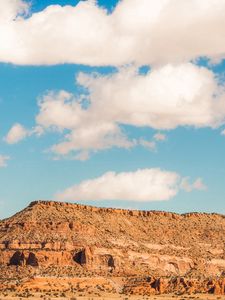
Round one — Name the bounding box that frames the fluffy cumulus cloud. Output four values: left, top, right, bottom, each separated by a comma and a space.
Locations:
0, 0, 225, 65
3, 0, 225, 162
33, 63, 225, 158
56, 168, 206, 202
0, 155, 10, 167
76, 63, 225, 129
35, 90, 134, 159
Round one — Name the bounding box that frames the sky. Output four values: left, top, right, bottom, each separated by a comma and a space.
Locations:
0, 0, 225, 218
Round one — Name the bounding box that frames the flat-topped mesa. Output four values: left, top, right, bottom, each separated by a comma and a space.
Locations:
28, 200, 180, 218
1, 201, 225, 296
1, 200, 225, 281
28, 200, 224, 219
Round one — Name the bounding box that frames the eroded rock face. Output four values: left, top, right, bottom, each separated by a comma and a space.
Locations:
8, 251, 39, 267
73, 249, 86, 265
122, 277, 225, 295
9, 251, 26, 266
1, 200, 225, 295
27, 252, 39, 267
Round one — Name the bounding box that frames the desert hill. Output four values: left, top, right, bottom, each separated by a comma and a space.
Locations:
0, 200, 225, 296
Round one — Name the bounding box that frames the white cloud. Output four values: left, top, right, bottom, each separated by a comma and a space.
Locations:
0, 0, 28, 22
56, 168, 206, 202
36, 90, 134, 158
0, 155, 10, 167
34, 63, 225, 158
56, 168, 180, 202
77, 63, 225, 130
0, 0, 225, 66
180, 177, 207, 192
139, 133, 167, 151
5, 123, 44, 144
5, 123, 29, 144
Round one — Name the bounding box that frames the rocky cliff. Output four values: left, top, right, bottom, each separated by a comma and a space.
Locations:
0, 200, 225, 296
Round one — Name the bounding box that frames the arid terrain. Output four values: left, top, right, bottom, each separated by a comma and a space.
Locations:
1, 200, 225, 298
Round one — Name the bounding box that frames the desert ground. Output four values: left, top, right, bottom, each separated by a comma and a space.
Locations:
1, 293, 225, 300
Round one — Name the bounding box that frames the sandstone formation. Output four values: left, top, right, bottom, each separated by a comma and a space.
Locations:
0, 200, 225, 296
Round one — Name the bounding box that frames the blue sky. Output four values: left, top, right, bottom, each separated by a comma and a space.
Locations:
31, 0, 119, 12
0, 0, 225, 218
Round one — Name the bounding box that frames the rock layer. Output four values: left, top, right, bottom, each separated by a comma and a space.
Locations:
0, 200, 225, 295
